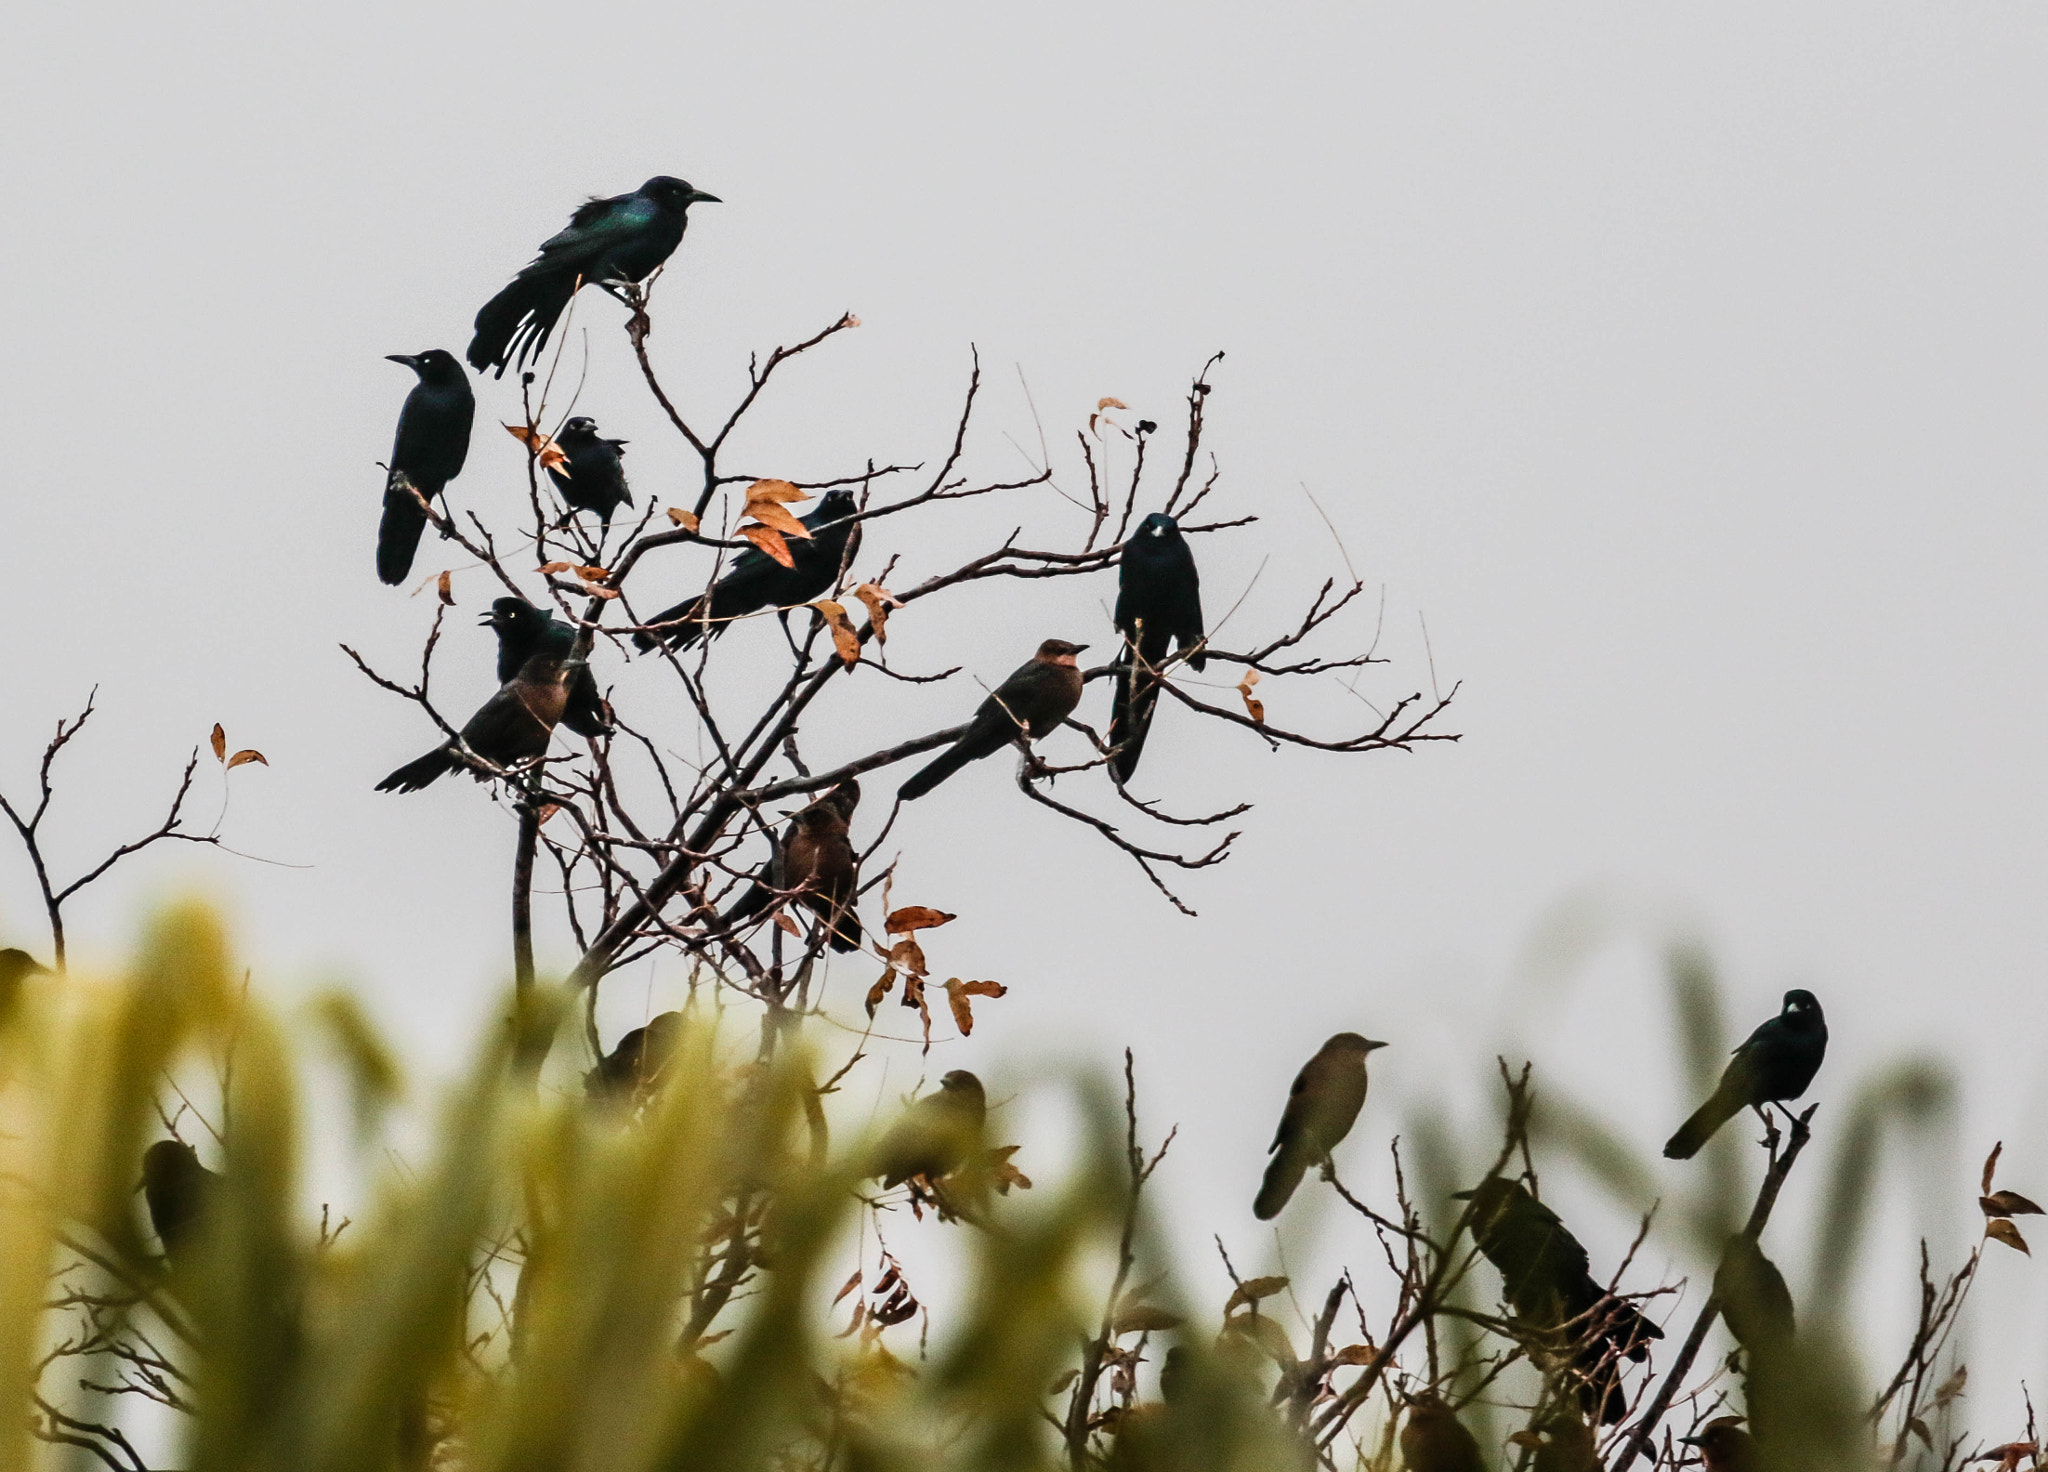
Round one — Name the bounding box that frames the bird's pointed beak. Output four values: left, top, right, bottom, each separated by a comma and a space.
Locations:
477, 613, 496, 627
385, 353, 421, 369
1678, 1435, 1704, 1447
1449, 1188, 1474, 1200
688, 190, 722, 204
1365, 1039, 1389, 1052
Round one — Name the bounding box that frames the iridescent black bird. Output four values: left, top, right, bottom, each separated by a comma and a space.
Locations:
468, 176, 720, 378
377, 350, 475, 585
898, 640, 1089, 800
1109, 513, 1205, 783
547, 416, 633, 533
375, 650, 575, 793
1664, 990, 1828, 1160
1454, 1177, 1663, 1423
1254, 1032, 1386, 1219
485, 597, 611, 738
585, 1012, 684, 1104
142, 1139, 220, 1262
634, 491, 861, 652
874, 1071, 986, 1188
723, 781, 863, 954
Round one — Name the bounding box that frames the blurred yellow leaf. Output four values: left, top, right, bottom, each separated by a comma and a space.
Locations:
1931, 1365, 1967, 1410
989, 1143, 1032, 1193
1223, 1275, 1289, 1314
1222, 1312, 1296, 1366
1111, 1304, 1183, 1335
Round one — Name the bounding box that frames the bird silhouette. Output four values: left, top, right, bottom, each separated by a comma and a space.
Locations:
1715, 1234, 1795, 1352
1665, 990, 1827, 1160
1399, 1393, 1486, 1472
547, 416, 633, 533
1681, 1417, 1760, 1472
634, 491, 861, 652
585, 1012, 684, 1104
723, 781, 863, 953
874, 1071, 986, 1188
483, 597, 611, 739
376, 649, 575, 793
1254, 1032, 1386, 1219
1454, 1177, 1663, 1423
377, 350, 474, 585
898, 640, 1089, 800
1109, 512, 1205, 783
468, 176, 719, 378
142, 1139, 220, 1262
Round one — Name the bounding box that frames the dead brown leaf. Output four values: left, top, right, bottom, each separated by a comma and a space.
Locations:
853, 583, 902, 643
811, 601, 861, 666
437, 569, 454, 606
1986, 1218, 2030, 1255
865, 971, 896, 1016
1932, 1365, 1968, 1410
1098, 396, 1130, 412
1984, 1142, 2003, 1197
773, 910, 803, 939
210, 724, 227, 763
989, 1144, 1032, 1193
1221, 1312, 1296, 1366
1237, 669, 1265, 724
1329, 1344, 1377, 1367
832, 1269, 863, 1307
1110, 1304, 1184, 1335
737, 524, 796, 569
503, 422, 568, 472
745, 478, 811, 506
746, 499, 812, 539
1223, 1275, 1290, 1315
580, 582, 621, 601
666, 507, 701, 532
1982, 1191, 2044, 1217
941, 978, 1006, 1037
886, 907, 956, 935
225, 750, 268, 772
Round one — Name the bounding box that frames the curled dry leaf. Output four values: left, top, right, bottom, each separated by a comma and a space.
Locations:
537, 561, 575, 576
1223, 1275, 1290, 1315
941, 978, 1007, 1037
1098, 396, 1130, 412
886, 906, 956, 935
503, 422, 569, 473
1931, 1365, 1968, 1410
1983, 1142, 2003, 1197
773, 910, 803, 938
1985, 1218, 2031, 1256
810, 601, 861, 666
745, 478, 811, 507
834, 1301, 866, 1340
579, 582, 621, 601
1907, 1419, 1935, 1452
665, 507, 701, 532
1982, 1191, 2045, 1218
839, 313, 862, 330
1238, 668, 1266, 724
737, 524, 796, 570
864, 971, 896, 1016
832, 1269, 863, 1307
210, 724, 227, 763
853, 583, 902, 644
225, 750, 268, 772
437, 569, 455, 606
746, 498, 812, 539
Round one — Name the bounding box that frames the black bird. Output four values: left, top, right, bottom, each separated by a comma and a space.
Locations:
634, 490, 861, 652
874, 1071, 987, 1188
485, 597, 611, 738
898, 639, 1089, 801
468, 176, 720, 378
142, 1139, 220, 1262
1254, 1033, 1386, 1220
586, 1012, 684, 1104
1109, 513, 1206, 783
1454, 1177, 1664, 1423
547, 416, 633, 533
376, 649, 575, 793
378, 350, 475, 585
1664, 990, 1828, 1161
723, 781, 863, 954
1714, 1234, 1795, 1352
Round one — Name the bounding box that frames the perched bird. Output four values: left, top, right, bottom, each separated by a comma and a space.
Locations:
585, 1012, 684, 1103
142, 1139, 220, 1262
898, 640, 1089, 801
634, 490, 861, 652
1680, 1417, 1760, 1472
1454, 1178, 1664, 1423
1715, 1234, 1795, 1351
874, 1071, 986, 1188
723, 781, 863, 954
376, 650, 575, 793
1253, 1033, 1386, 1219
468, 176, 720, 378
1109, 513, 1206, 783
1664, 990, 1828, 1161
1521, 1409, 1600, 1472
1399, 1393, 1485, 1472
547, 416, 633, 533
378, 350, 475, 585
1156, 1345, 1188, 1404
0, 948, 50, 989
484, 597, 611, 738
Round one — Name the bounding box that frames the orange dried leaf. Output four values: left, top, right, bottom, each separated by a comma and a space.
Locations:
574, 564, 609, 581
1986, 1218, 2030, 1255
1983, 1190, 2045, 1217
1984, 1142, 2003, 1197
1238, 669, 1265, 724
737, 524, 796, 569
437, 569, 454, 606
886, 906, 956, 935
942, 979, 976, 1037
225, 749, 267, 772
887, 939, 928, 977
666, 506, 701, 532
811, 601, 861, 666
773, 910, 803, 938
957, 979, 1006, 999
840, 313, 862, 330
534, 803, 563, 825
745, 478, 811, 505
865, 971, 896, 1016
537, 561, 576, 576
210, 724, 227, 763
579, 582, 621, 601
746, 500, 813, 539
503, 421, 569, 472
1097, 396, 1129, 412
852, 583, 901, 643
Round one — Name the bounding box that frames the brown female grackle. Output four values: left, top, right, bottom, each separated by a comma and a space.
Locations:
375, 649, 575, 793
874, 1071, 986, 1187
898, 640, 1088, 800
1254, 1033, 1386, 1219
1400, 1393, 1486, 1472
723, 781, 863, 953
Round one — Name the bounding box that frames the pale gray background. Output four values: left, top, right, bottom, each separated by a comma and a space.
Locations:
5, 0, 2045, 1430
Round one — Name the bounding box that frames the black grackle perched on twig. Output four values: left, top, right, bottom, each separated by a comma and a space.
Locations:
1109, 513, 1205, 783
377, 350, 474, 585
1664, 990, 1827, 1161
635, 491, 861, 652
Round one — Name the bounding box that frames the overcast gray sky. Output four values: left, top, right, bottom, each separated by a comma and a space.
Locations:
5, 0, 2045, 1421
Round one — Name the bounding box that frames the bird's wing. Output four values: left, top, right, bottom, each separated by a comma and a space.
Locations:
535, 193, 659, 263
1270, 1069, 1311, 1152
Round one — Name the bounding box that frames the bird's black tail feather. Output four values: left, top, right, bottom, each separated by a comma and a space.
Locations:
898, 742, 974, 801
1253, 1145, 1308, 1220
468, 271, 577, 378
377, 476, 433, 586
1109, 631, 1173, 783
376, 746, 457, 793
633, 595, 710, 653
1663, 1086, 1743, 1160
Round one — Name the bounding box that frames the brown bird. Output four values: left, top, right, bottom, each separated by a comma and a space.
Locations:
874, 1070, 986, 1187
1521, 1408, 1600, 1472
1681, 1417, 1760, 1472
377, 649, 575, 793
141, 1139, 221, 1262
722, 781, 863, 953
585, 1012, 684, 1103
1254, 1033, 1386, 1220
1400, 1393, 1486, 1472
1714, 1234, 1795, 1352
898, 640, 1088, 800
